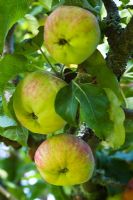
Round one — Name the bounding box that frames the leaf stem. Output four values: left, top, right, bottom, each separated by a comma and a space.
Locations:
39, 47, 58, 74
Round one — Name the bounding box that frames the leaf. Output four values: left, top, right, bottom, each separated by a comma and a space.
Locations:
121, 0, 130, 5
63, 0, 99, 14
104, 88, 125, 148
55, 83, 78, 124
15, 26, 44, 55
0, 116, 17, 128
73, 81, 113, 139
73, 82, 125, 148
39, 0, 53, 11
81, 50, 125, 104
0, 54, 29, 93
0, 0, 32, 53
0, 126, 29, 146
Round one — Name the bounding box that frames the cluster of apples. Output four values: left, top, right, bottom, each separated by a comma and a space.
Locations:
13, 6, 100, 186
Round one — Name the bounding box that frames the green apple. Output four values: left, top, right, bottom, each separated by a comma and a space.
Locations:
13, 71, 66, 134
44, 6, 100, 65
34, 134, 95, 186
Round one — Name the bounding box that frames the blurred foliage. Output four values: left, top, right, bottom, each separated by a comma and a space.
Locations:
0, 0, 133, 200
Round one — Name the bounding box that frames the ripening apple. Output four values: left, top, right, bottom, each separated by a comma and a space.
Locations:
44, 6, 100, 65
123, 178, 133, 200
13, 71, 66, 134
34, 134, 95, 186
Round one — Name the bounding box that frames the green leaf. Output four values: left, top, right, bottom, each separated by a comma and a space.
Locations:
0, 116, 17, 128
39, 0, 53, 10
0, 126, 29, 146
63, 0, 100, 14
15, 26, 44, 55
55, 83, 78, 124
121, 0, 130, 5
73, 81, 113, 139
0, 54, 29, 93
81, 50, 125, 104
0, 0, 32, 53
104, 88, 125, 148
73, 82, 125, 148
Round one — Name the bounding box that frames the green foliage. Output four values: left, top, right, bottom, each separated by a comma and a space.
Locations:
55, 82, 125, 148
81, 50, 125, 104
104, 89, 125, 148
0, 0, 32, 53
0, 54, 29, 93
73, 82, 111, 138
55, 83, 78, 125
0, 126, 28, 146
0, 0, 132, 199
15, 26, 44, 55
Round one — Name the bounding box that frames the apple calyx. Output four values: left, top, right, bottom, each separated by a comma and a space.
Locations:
59, 167, 69, 174
30, 112, 38, 120
58, 38, 68, 46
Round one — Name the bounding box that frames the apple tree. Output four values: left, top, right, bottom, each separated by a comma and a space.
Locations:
0, 0, 133, 200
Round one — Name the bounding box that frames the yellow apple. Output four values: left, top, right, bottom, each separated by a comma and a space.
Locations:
13, 71, 66, 134
34, 134, 95, 186
44, 6, 100, 65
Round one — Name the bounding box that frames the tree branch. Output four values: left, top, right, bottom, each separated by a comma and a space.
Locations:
102, 0, 133, 79
0, 185, 16, 200
0, 136, 21, 149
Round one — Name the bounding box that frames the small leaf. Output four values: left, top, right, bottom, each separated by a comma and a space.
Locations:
63, 0, 99, 14
0, 126, 29, 146
104, 88, 125, 148
73, 81, 113, 139
15, 26, 44, 55
0, 54, 29, 93
81, 50, 125, 104
0, 0, 32, 53
55, 83, 78, 124
0, 116, 17, 128
39, 0, 53, 11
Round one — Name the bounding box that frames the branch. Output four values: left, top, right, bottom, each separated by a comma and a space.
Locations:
0, 185, 16, 200
102, 0, 122, 45
102, 0, 133, 79
0, 136, 21, 149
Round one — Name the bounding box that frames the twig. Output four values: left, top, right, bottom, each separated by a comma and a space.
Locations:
0, 136, 21, 149
0, 185, 17, 200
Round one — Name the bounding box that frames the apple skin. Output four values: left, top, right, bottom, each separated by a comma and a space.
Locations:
44, 6, 100, 65
123, 191, 133, 200
123, 178, 133, 200
34, 134, 95, 186
13, 71, 66, 134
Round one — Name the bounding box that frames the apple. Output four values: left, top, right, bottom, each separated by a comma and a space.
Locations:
44, 6, 100, 65
13, 71, 66, 134
123, 178, 133, 200
34, 134, 95, 186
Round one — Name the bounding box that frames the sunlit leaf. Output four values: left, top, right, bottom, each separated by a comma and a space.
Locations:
0, 0, 32, 53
